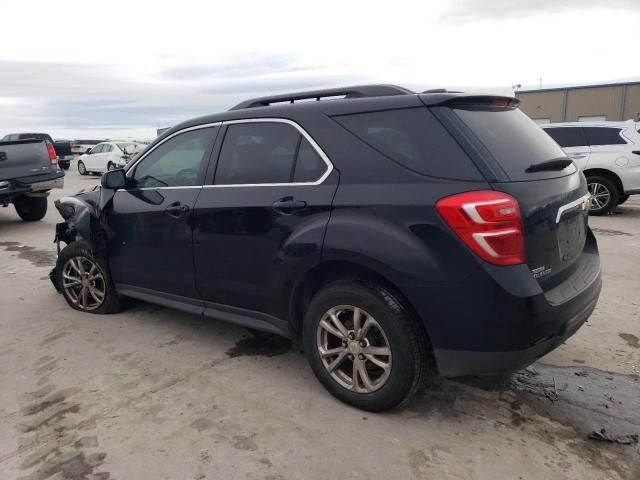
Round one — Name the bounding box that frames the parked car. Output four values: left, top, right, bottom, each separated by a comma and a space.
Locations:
53, 139, 74, 170
50, 85, 601, 411
0, 133, 73, 170
71, 140, 102, 155
77, 142, 146, 175
0, 136, 64, 221
541, 122, 640, 214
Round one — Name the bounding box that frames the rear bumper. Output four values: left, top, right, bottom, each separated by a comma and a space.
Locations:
0, 171, 64, 202
407, 229, 602, 377
434, 283, 599, 376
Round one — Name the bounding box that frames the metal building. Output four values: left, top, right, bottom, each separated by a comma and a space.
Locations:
516, 81, 640, 124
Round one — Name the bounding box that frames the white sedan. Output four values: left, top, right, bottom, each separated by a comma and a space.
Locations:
77, 142, 146, 175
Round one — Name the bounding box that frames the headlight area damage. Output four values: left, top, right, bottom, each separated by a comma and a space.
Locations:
49, 186, 114, 292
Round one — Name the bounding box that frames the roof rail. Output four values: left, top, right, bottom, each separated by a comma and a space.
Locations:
230, 84, 414, 110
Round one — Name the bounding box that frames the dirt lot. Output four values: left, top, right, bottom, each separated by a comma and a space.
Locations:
1, 166, 639, 480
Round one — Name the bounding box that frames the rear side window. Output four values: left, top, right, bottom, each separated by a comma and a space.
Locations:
543, 127, 586, 148
214, 122, 327, 185
583, 127, 626, 146
333, 108, 481, 180
453, 107, 568, 181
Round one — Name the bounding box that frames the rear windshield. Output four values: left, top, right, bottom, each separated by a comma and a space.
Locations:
333, 107, 482, 180
453, 107, 572, 181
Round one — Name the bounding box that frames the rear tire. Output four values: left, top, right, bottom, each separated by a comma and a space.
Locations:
303, 279, 427, 412
107, 162, 115, 172
55, 241, 123, 314
618, 195, 630, 206
587, 175, 619, 215
78, 160, 87, 175
14, 195, 47, 221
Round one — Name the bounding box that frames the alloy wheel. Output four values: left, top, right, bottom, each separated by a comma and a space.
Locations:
78, 162, 86, 175
61, 256, 106, 311
316, 305, 392, 393
588, 182, 610, 211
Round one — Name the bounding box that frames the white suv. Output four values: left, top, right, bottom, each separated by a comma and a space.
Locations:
542, 122, 640, 214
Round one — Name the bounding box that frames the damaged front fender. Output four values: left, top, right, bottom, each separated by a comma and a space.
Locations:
53, 185, 115, 253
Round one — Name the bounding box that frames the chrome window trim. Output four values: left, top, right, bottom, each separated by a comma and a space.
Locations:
124, 118, 334, 190
125, 122, 222, 176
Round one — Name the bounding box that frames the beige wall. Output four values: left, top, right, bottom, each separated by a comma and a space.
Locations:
565, 86, 623, 121
517, 90, 565, 123
517, 83, 640, 122
623, 84, 640, 121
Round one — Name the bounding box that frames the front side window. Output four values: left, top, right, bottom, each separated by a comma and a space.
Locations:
130, 127, 214, 188
91, 145, 104, 154
583, 127, 626, 146
543, 127, 586, 148
102, 144, 114, 153
214, 122, 327, 185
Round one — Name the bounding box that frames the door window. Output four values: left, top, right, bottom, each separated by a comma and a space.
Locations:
583, 127, 626, 146
91, 145, 104, 154
542, 127, 586, 148
130, 127, 214, 188
214, 122, 327, 185
102, 144, 114, 153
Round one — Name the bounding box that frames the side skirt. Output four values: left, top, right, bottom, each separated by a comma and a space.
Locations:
116, 284, 290, 338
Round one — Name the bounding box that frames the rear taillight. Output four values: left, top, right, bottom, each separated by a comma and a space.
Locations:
46, 143, 58, 165
436, 191, 525, 266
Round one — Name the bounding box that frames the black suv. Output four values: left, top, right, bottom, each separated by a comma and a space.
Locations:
50, 85, 601, 411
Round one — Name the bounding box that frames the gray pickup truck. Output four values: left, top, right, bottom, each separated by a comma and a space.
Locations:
0, 138, 65, 221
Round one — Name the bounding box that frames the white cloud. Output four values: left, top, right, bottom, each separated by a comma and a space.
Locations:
0, 0, 638, 139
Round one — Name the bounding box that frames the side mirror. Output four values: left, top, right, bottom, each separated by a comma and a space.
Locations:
101, 169, 127, 190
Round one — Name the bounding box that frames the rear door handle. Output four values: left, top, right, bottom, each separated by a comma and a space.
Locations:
571, 154, 586, 159
165, 203, 189, 218
272, 198, 307, 214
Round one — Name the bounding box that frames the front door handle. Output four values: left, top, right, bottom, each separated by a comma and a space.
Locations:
571, 154, 587, 159
165, 203, 189, 218
272, 197, 307, 214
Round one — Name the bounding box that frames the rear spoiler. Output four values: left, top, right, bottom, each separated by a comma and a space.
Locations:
422, 94, 520, 108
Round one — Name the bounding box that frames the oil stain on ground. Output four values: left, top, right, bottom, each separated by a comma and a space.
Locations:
0, 241, 56, 267
619, 333, 639, 349
226, 333, 291, 358
591, 228, 633, 237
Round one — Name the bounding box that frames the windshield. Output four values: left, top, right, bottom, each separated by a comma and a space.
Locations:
453, 107, 573, 181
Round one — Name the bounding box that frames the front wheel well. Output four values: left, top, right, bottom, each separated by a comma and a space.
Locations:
289, 261, 430, 346
583, 168, 624, 195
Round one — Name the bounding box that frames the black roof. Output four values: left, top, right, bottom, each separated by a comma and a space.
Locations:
160, 85, 516, 140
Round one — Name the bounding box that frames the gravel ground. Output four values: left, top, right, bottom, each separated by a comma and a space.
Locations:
0, 166, 638, 480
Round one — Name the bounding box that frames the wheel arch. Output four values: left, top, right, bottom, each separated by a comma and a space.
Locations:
583, 168, 624, 195
288, 258, 433, 352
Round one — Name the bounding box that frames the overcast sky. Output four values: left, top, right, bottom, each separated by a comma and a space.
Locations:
1, 0, 639, 140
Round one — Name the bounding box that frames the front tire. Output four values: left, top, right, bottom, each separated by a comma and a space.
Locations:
107, 162, 115, 172
55, 241, 122, 314
618, 195, 630, 206
587, 175, 619, 215
78, 160, 87, 175
14, 195, 47, 221
303, 280, 427, 412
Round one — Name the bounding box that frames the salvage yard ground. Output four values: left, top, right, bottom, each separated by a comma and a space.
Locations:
0, 167, 639, 480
